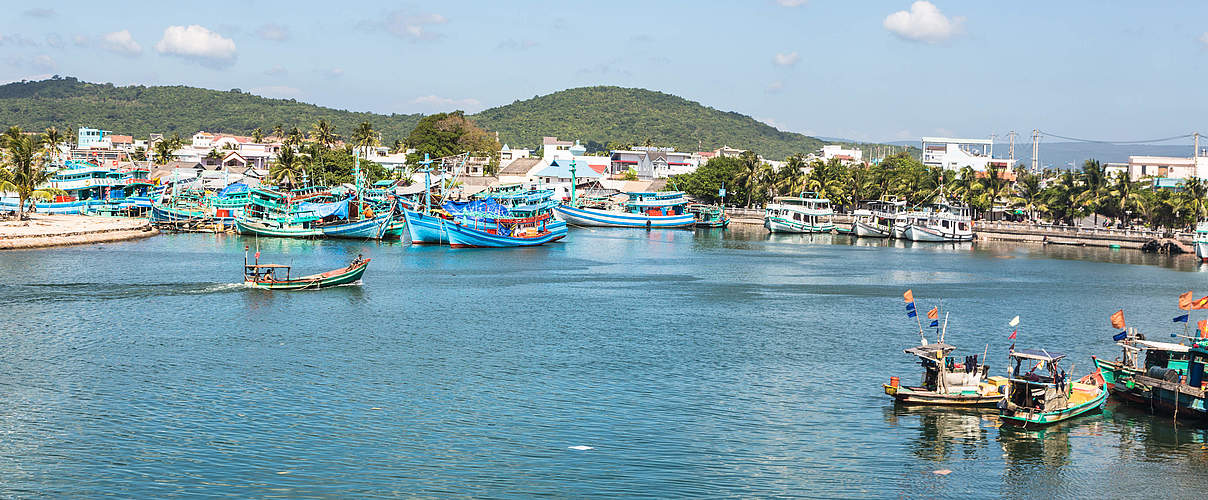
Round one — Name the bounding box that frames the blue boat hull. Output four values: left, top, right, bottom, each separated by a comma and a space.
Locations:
445, 222, 561, 248
151, 204, 208, 223
402, 209, 448, 245
321, 214, 392, 239
554, 204, 694, 228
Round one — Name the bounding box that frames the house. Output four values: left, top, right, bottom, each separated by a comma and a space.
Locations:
109, 135, 135, 152
609, 147, 698, 179
497, 157, 547, 184
921, 137, 1017, 172
820, 145, 863, 165
77, 127, 111, 149
534, 158, 602, 185
221, 150, 272, 170
542, 136, 576, 163
714, 146, 746, 158
499, 144, 532, 171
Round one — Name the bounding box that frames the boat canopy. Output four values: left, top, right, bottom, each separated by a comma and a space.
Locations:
903, 343, 956, 359
297, 199, 350, 219
442, 199, 510, 218
1133, 339, 1191, 352
1010, 349, 1066, 362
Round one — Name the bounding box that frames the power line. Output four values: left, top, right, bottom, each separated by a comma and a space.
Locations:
1036, 130, 1195, 144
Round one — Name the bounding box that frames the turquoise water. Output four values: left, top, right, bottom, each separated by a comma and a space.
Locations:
2, 226, 1208, 497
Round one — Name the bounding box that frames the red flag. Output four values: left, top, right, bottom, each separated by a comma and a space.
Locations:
927, 307, 939, 320
903, 289, 914, 303
1008, 329, 1017, 340
1200, 320, 1208, 339
1179, 291, 1194, 310
1193, 297, 1208, 310
1110, 309, 1125, 329
254, 251, 260, 260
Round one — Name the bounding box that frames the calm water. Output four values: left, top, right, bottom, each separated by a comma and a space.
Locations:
3, 225, 1208, 498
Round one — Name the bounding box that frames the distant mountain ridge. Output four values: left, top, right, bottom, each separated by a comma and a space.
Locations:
0, 78, 832, 159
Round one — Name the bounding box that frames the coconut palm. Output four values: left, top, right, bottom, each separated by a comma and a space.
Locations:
350, 121, 378, 158
42, 126, 63, 163
1108, 171, 1144, 227
272, 124, 284, 140
251, 128, 265, 143
736, 150, 763, 207
270, 146, 304, 187
2, 130, 64, 220
310, 119, 337, 150
1179, 177, 1208, 225
1012, 171, 1043, 222
1075, 159, 1109, 226
285, 127, 304, 148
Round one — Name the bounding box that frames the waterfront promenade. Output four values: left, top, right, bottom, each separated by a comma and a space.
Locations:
0, 215, 157, 250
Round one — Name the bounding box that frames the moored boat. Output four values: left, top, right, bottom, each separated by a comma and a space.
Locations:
999, 349, 1108, 427
1093, 331, 1208, 421
445, 213, 560, 248
853, 198, 904, 238
884, 342, 1005, 407
1195, 221, 1208, 262
555, 191, 695, 228
688, 203, 730, 228
903, 201, 974, 242
763, 193, 834, 233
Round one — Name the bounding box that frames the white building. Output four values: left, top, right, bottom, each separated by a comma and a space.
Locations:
542, 136, 577, 163
1126, 155, 1208, 181
499, 144, 531, 171
609, 147, 699, 179
921, 137, 1016, 172
820, 145, 863, 164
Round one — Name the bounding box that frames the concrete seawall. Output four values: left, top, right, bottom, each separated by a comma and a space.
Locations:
0, 215, 159, 250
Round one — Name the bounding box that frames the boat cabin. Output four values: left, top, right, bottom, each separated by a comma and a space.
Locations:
905, 343, 987, 393
1006, 349, 1073, 411
244, 263, 292, 282
624, 191, 688, 216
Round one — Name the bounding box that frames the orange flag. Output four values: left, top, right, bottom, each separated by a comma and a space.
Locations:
1199, 319, 1207, 338
1180, 291, 1194, 310
1110, 309, 1126, 329
903, 289, 914, 303
927, 307, 939, 320
1194, 297, 1208, 310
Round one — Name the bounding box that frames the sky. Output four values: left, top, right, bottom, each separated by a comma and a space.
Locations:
2, 1, 1207, 144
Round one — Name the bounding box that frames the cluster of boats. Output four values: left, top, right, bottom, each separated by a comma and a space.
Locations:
761, 193, 974, 243
885, 291, 1208, 429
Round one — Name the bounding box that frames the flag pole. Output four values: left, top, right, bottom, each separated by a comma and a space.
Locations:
916, 303, 925, 345
940, 311, 949, 344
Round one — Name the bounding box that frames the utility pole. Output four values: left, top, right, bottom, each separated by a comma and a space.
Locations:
989, 133, 996, 158
1196, 132, 1201, 179
1030, 129, 1040, 173
1008, 130, 1016, 161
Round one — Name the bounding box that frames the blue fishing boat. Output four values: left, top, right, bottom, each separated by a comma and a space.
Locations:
402, 208, 449, 244
446, 213, 561, 248
469, 187, 568, 241
555, 194, 695, 228
322, 212, 393, 239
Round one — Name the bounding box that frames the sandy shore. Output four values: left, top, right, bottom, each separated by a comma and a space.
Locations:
0, 214, 159, 250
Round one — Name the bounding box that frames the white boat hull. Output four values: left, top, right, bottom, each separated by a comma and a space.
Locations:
904, 224, 973, 242
1197, 240, 1208, 262
854, 220, 891, 238
764, 216, 834, 233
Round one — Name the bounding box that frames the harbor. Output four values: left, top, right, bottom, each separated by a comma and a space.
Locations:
3, 227, 1208, 497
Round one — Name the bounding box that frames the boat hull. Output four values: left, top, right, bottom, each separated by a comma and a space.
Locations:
854, 220, 891, 238
445, 223, 561, 248
151, 204, 208, 223
999, 372, 1108, 426
235, 218, 323, 238
903, 224, 973, 242
883, 385, 1002, 407
402, 209, 448, 244
321, 214, 392, 240
554, 204, 695, 228
247, 260, 369, 290
764, 215, 834, 233
1197, 240, 1208, 262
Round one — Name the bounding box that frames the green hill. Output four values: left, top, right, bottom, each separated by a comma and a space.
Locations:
472, 86, 824, 158
0, 78, 831, 158
0, 76, 422, 140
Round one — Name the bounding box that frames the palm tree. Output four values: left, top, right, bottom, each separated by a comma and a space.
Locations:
285, 127, 304, 148
1012, 172, 1043, 222
2, 130, 63, 220
1179, 177, 1208, 227
270, 147, 304, 187
1108, 171, 1143, 227
251, 128, 265, 143
736, 150, 762, 207
980, 167, 1009, 221
775, 156, 807, 197
351, 121, 378, 158
310, 119, 337, 150
272, 124, 284, 140
152, 139, 175, 165
1075, 159, 1109, 226
42, 126, 63, 164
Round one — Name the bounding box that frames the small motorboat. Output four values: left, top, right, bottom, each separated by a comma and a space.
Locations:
243, 247, 369, 290
884, 342, 1005, 407
999, 348, 1107, 427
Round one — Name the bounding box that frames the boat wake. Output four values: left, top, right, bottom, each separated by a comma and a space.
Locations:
4, 281, 249, 303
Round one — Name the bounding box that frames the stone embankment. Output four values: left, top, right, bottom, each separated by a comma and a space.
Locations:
0, 214, 158, 250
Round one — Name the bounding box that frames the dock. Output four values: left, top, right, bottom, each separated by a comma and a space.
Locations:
0, 214, 158, 250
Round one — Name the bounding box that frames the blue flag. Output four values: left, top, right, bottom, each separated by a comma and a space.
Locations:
907, 310, 917, 318
1112, 331, 1128, 341
1174, 314, 1190, 323
906, 302, 916, 312
929, 320, 939, 327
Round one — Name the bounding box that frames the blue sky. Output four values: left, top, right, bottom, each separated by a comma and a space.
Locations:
2, 1, 1206, 144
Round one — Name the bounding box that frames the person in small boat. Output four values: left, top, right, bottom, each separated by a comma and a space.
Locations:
351, 254, 365, 266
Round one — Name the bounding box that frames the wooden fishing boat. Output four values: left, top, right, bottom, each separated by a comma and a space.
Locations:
446, 213, 560, 248
235, 217, 324, 238
763, 193, 835, 233
320, 213, 392, 239
402, 208, 449, 244
555, 192, 696, 228
688, 203, 730, 228
999, 349, 1107, 427
243, 250, 370, 290
884, 342, 1005, 407
1093, 333, 1208, 421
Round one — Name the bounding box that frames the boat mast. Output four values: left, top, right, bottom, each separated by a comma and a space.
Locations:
420, 153, 432, 214
354, 149, 362, 219
569, 159, 577, 206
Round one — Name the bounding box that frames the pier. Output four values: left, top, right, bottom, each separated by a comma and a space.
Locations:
0, 215, 158, 250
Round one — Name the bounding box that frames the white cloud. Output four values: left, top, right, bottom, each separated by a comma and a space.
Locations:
777, 0, 807, 6
884, 1, 964, 43
773, 51, 799, 66
326, 68, 344, 79
250, 86, 303, 99
382, 11, 447, 40
72, 34, 88, 46
0, 33, 39, 47
101, 30, 142, 56
411, 95, 482, 111
154, 25, 237, 67
767, 81, 784, 93
256, 24, 289, 42
1200, 32, 1208, 46
45, 33, 63, 48
265, 65, 287, 77
31, 54, 55, 71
